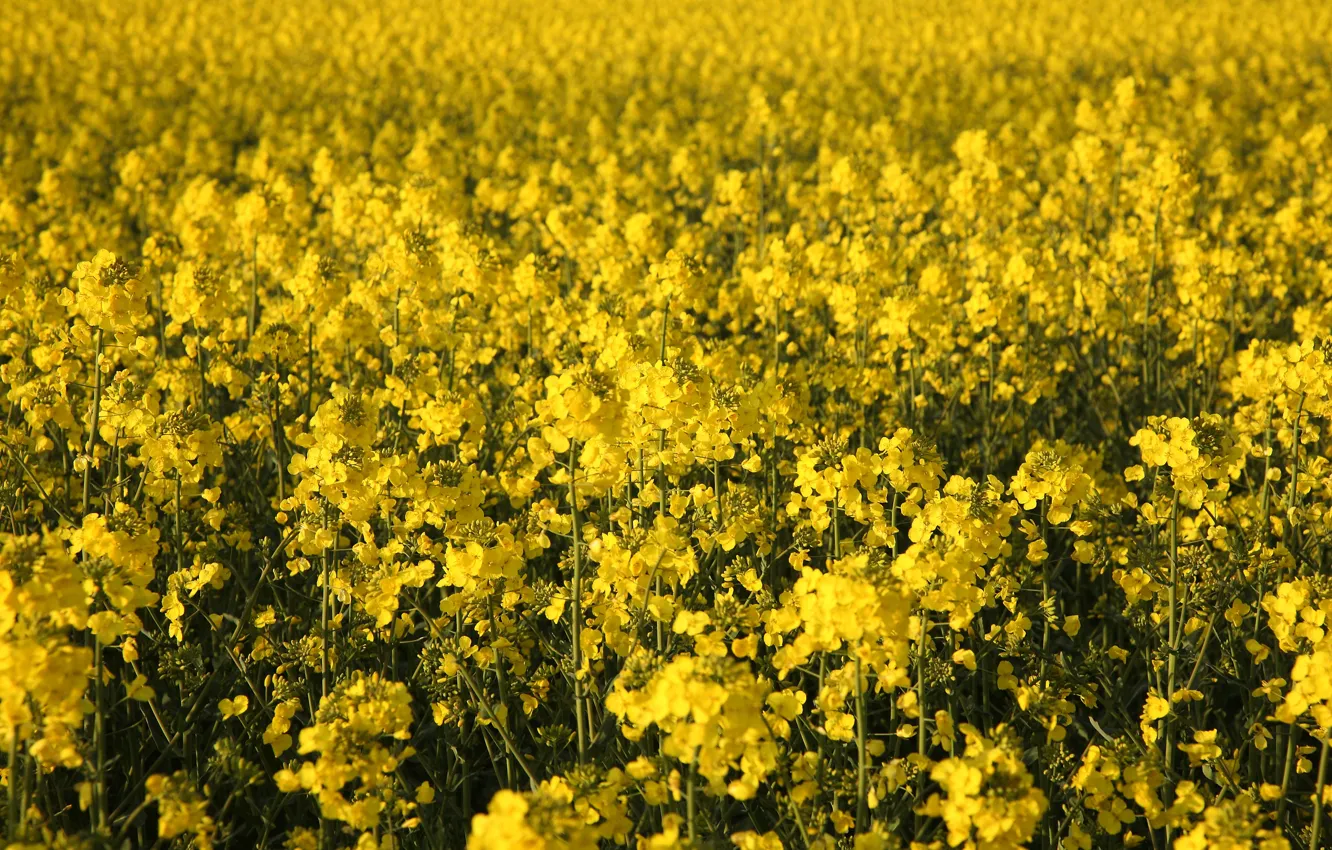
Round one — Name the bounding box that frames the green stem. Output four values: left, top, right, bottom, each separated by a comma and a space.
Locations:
855, 654, 868, 832
831, 494, 839, 565
917, 620, 928, 761
7, 727, 19, 842
687, 752, 698, 841
570, 439, 588, 765
247, 236, 259, 339
321, 528, 331, 700
1286, 395, 1304, 575
1277, 722, 1297, 829
82, 328, 104, 515
1165, 488, 1180, 807
657, 428, 668, 653
714, 458, 724, 528
94, 636, 106, 832
1313, 736, 1330, 850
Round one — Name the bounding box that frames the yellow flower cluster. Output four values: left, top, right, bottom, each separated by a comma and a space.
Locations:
919, 725, 1047, 850
608, 653, 777, 800
0, 534, 89, 769
275, 673, 417, 831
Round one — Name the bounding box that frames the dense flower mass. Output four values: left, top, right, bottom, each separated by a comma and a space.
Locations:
3, 0, 1332, 847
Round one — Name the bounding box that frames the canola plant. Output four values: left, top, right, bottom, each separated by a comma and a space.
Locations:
2, 0, 1332, 848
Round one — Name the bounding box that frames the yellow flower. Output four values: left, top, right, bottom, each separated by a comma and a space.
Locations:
219, 696, 250, 719
60, 250, 147, 338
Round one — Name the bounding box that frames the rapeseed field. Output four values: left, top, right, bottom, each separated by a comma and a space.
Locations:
2, 0, 1332, 848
